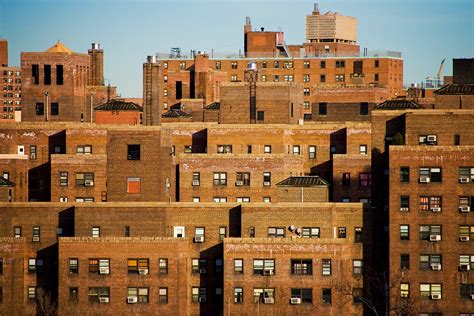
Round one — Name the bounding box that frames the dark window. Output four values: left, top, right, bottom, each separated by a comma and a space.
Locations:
400, 196, 410, 209
0, 258, 3, 274
322, 288, 331, 304
176, 81, 183, 99
35, 103, 44, 116
320, 61, 326, 69
353, 60, 363, 75
56, 65, 64, 85
336, 60, 345, 68
460, 284, 474, 299
291, 288, 312, 303
400, 167, 409, 182
51, 103, 59, 116
400, 254, 409, 269
247, 145, 252, 154
290, 103, 294, 117
127, 144, 140, 160
360, 102, 369, 115
374, 60, 379, 68
320, 74, 326, 82
124, 226, 130, 237
454, 134, 460, 145
69, 287, 78, 302
375, 74, 379, 81
342, 173, 350, 186
44, 65, 51, 85
338, 227, 346, 238
318, 103, 327, 115
257, 111, 264, 121
32, 65, 39, 85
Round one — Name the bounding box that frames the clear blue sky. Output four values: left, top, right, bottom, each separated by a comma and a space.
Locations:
0, 0, 472, 97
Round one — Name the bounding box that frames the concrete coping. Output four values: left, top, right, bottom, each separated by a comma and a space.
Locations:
390, 145, 474, 152
59, 237, 189, 243
224, 237, 360, 245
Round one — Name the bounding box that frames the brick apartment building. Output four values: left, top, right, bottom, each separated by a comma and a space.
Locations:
21, 42, 117, 123
0, 39, 22, 122
143, 5, 403, 125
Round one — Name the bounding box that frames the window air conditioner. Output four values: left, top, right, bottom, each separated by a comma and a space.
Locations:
400, 207, 409, 212
264, 297, 275, 304
290, 297, 301, 304
429, 235, 441, 241
194, 236, 204, 243
262, 269, 274, 276
32, 237, 40, 242
192, 180, 200, 186
430, 293, 441, 300
138, 268, 148, 275
127, 296, 138, 304
459, 264, 470, 271
99, 297, 109, 303
263, 181, 271, 186
99, 267, 110, 274
459, 236, 470, 242
430, 263, 441, 270
419, 176, 430, 183
235, 181, 244, 186
459, 177, 470, 183
426, 135, 437, 143
199, 268, 207, 274
430, 207, 441, 212
459, 206, 471, 213
198, 297, 207, 303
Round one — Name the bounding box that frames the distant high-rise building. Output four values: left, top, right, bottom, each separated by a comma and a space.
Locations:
0, 39, 22, 122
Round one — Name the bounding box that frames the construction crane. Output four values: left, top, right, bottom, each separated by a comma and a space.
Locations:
422, 58, 445, 89
436, 58, 445, 80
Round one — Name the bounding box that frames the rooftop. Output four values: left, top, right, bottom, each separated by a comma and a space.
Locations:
94, 99, 143, 111
161, 109, 192, 118
435, 83, 474, 95
204, 102, 220, 110
0, 177, 15, 187
374, 99, 424, 110
45, 41, 73, 53
276, 176, 329, 187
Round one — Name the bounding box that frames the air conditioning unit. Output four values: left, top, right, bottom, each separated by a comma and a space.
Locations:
459, 264, 470, 271
430, 263, 441, 270
419, 176, 430, 183
400, 207, 409, 212
85, 181, 94, 187
459, 176, 470, 183
426, 135, 437, 143
262, 269, 274, 276
192, 180, 200, 186
431, 207, 441, 212
263, 181, 271, 186
429, 234, 441, 241
198, 297, 207, 303
99, 267, 110, 275
460, 236, 470, 242
199, 268, 207, 274
290, 297, 301, 304
459, 206, 471, 213
138, 268, 149, 275
99, 297, 109, 303
430, 293, 441, 300
32, 236, 40, 242
471, 294, 474, 300
127, 296, 138, 304
194, 236, 204, 243
235, 181, 244, 186
400, 292, 409, 298
264, 297, 275, 304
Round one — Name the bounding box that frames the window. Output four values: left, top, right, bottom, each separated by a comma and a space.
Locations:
35, 103, 44, 115
322, 259, 331, 275
419, 196, 442, 212
261, 61, 267, 68
359, 103, 369, 116
419, 254, 442, 270
420, 283, 442, 299
217, 144, 232, 154
28, 286, 36, 301
219, 226, 227, 241
460, 283, 474, 300
308, 146, 316, 159
44, 65, 51, 85
230, 75, 238, 82
59, 172, 68, 186
127, 177, 141, 194
353, 260, 364, 274
236, 172, 250, 186
400, 225, 409, 240
231, 62, 238, 69
400, 167, 409, 182
192, 172, 200, 186
30, 145, 36, 160
234, 287, 243, 303
69, 287, 78, 302
284, 61, 293, 69
359, 173, 371, 187
291, 259, 312, 275
320, 74, 326, 82
128, 258, 149, 274
127, 144, 140, 160
91, 227, 100, 238
335, 74, 345, 82
283, 75, 294, 82
263, 196, 271, 203
342, 173, 350, 186
32, 226, 40, 242
374, 74, 379, 81
213, 197, 227, 203
192, 258, 207, 274
268, 227, 285, 238
194, 227, 205, 242
156, 287, 168, 304
303, 61, 310, 69
193, 197, 200, 203
159, 258, 168, 274
215, 61, 221, 69
319, 103, 327, 115
336, 60, 345, 68
419, 167, 442, 182
359, 145, 367, 155
32, 64, 39, 84
77, 145, 92, 155
374, 60, 379, 68
215, 259, 223, 273
253, 288, 274, 303
459, 167, 474, 182
179, 61, 186, 70
163, 75, 168, 82
253, 259, 275, 275
273, 75, 279, 82
0, 258, 3, 275
303, 74, 310, 82
454, 134, 461, 145
420, 225, 442, 241
264, 145, 272, 154
192, 287, 206, 303
261, 75, 267, 82
400, 195, 410, 211
75, 173, 94, 186
322, 288, 331, 304
302, 227, 320, 238
14, 226, 21, 238
459, 225, 474, 241
249, 226, 255, 237
459, 196, 474, 211
291, 288, 312, 303
274, 61, 279, 68
234, 259, 243, 274
400, 283, 409, 298
51, 102, 59, 116
128, 287, 149, 303
213, 172, 227, 186
28, 258, 44, 273
89, 258, 109, 274
400, 254, 410, 270
257, 111, 264, 121
88, 287, 110, 303
355, 227, 363, 243
124, 226, 130, 237
304, 101, 310, 109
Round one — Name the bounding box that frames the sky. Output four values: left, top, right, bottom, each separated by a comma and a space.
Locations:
0, 0, 472, 97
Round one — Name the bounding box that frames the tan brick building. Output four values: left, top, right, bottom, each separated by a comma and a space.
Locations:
0, 39, 22, 122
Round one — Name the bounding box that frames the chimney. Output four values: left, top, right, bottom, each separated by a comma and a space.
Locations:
88, 43, 104, 86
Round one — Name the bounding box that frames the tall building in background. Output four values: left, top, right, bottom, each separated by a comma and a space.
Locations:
0, 39, 22, 122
